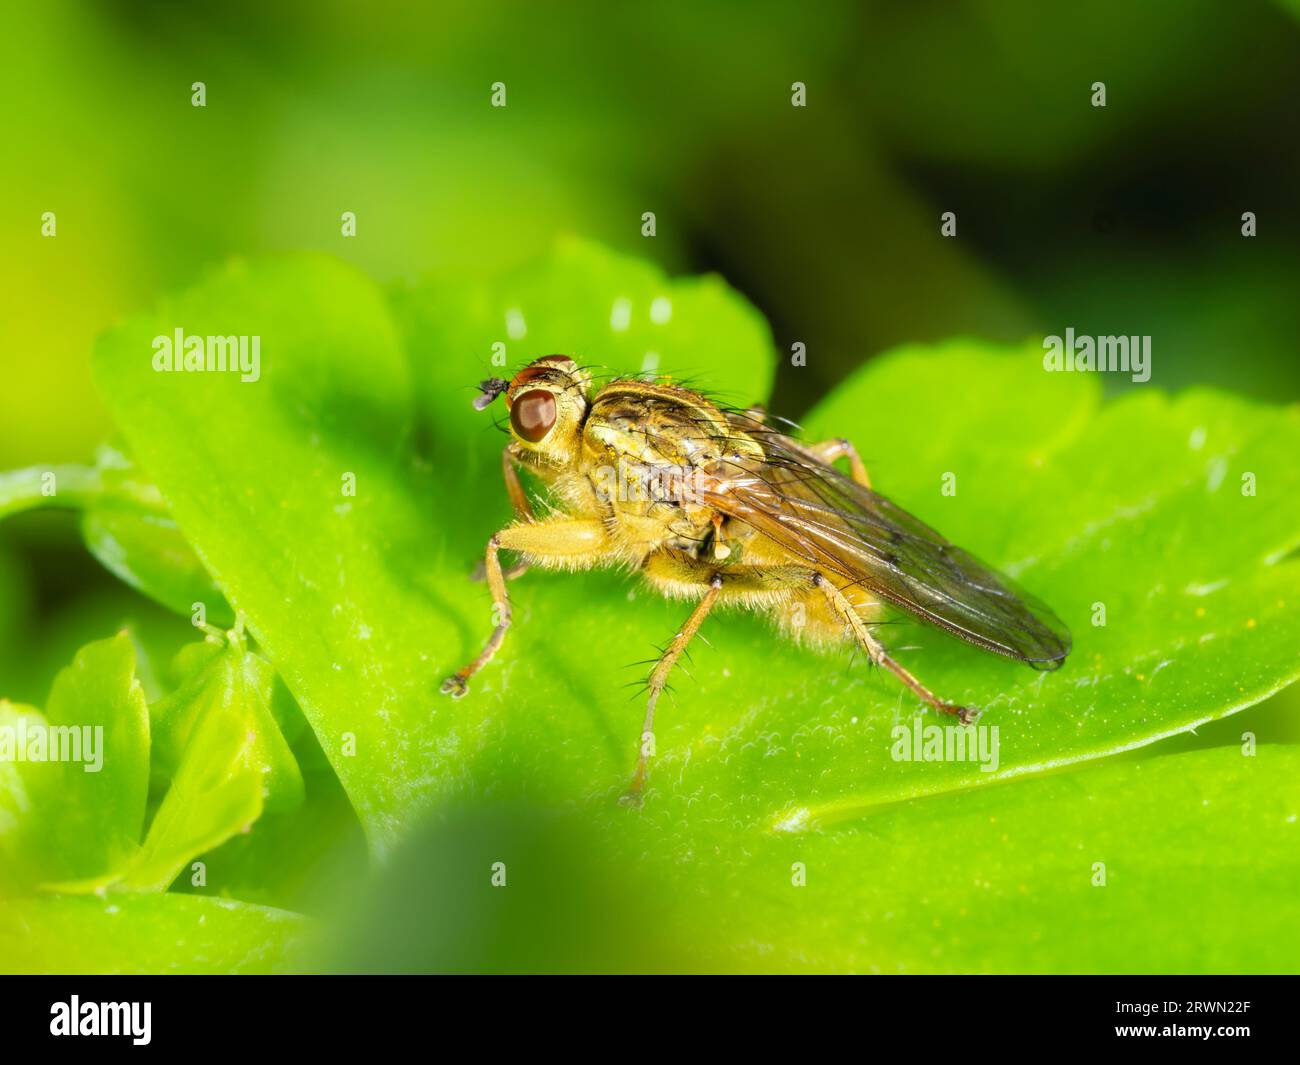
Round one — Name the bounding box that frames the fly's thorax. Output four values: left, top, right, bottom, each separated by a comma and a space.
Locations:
583, 381, 766, 509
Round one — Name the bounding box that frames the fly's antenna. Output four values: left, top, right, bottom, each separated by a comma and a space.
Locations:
473, 377, 509, 411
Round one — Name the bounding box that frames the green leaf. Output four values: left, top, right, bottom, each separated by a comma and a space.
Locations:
124, 777, 263, 894
53, 243, 1300, 971
1, 629, 303, 895
170, 765, 366, 914
0, 464, 103, 518
1, 633, 150, 891
92, 246, 774, 855
148, 638, 303, 812
92, 251, 1300, 863
331, 745, 1300, 972
702, 744, 1300, 972
123, 636, 304, 892
93, 254, 422, 856
0, 447, 232, 625
86, 443, 233, 625
781, 338, 1300, 820
396, 235, 775, 450
0, 701, 45, 891
0, 893, 312, 974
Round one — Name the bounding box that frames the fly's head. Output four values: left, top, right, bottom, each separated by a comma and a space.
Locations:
475, 355, 591, 467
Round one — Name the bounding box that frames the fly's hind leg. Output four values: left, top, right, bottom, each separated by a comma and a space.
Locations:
813, 573, 978, 724
441, 517, 607, 698
737, 406, 870, 487
803, 438, 871, 489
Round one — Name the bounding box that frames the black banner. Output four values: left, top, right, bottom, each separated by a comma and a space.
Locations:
1, 975, 1293, 1051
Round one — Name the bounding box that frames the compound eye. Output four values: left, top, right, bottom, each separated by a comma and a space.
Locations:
510, 388, 557, 442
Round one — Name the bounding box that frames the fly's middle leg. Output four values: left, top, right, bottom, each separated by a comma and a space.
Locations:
812, 572, 978, 725
620, 574, 723, 807
629, 553, 818, 803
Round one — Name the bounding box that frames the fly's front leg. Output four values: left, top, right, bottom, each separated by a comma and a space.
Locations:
812, 573, 978, 724
472, 447, 537, 582
442, 517, 608, 698
803, 437, 871, 489
501, 446, 537, 522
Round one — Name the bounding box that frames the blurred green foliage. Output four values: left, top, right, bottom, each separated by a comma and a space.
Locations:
5, 1, 1298, 465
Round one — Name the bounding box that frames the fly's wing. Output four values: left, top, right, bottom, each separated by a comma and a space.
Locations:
701, 432, 1072, 669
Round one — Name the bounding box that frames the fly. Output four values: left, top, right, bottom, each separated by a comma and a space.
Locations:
442, 355, 1071, 804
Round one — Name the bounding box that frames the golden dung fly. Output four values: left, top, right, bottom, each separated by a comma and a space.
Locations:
442, 355, 1070, 804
